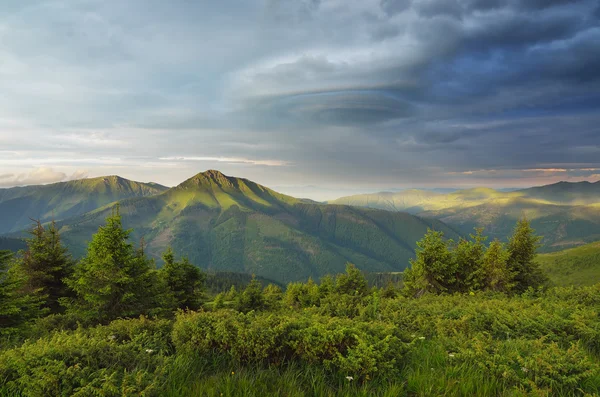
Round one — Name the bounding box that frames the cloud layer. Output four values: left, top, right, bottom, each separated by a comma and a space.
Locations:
0, 0, 598, 196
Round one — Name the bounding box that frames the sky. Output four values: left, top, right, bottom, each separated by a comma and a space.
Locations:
0, 0, 599, 200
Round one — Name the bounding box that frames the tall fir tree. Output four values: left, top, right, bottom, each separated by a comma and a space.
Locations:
0, 250, 42, 337
65, 205, 156, 324
403, 229, 456, 297
453, 228, 487, 292
481, 239, 513, 292
19, 220, 73, 313
506, 218, 548, 293
160, 247, 205, 311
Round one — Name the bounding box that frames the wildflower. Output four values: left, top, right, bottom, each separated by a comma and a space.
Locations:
231, 371, 235, 375
448, 353, 455, 358
345, 376, 354, 381
145, 349, 154, 354
521, 367, 528, 373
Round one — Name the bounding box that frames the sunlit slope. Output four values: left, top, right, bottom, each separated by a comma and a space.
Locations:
0, 176, 168, 234
56, 170, 460, 284
538, 241, 600, 286
332, 182, 600, 251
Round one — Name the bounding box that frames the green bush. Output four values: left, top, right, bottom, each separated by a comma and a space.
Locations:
0, 317, 173, 397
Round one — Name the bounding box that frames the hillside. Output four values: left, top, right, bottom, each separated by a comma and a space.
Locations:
331, 182, 600, 251
0, 237, 26, 252
53, 170, 460, 284
538, 241, 600, 286
0, 176, 168, 234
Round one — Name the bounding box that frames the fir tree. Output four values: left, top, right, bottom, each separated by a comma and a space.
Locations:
236, 275, 265, 313
507, 218, 548, 293
18, 220, 73, 313
403, 229, 456, 297
65, 205, 156, 324
0, 250, 42, 337
482, 239, 513, 292
453, 228, 486, 292
334, 263, 368, 297
160, 247, 205, 311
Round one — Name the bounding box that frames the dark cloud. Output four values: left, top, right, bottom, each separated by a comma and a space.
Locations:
0, 0, 599, 193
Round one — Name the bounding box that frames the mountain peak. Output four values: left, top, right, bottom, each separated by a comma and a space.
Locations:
179, 169, 237, 190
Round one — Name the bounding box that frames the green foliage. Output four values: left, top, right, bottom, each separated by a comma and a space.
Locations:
538, 240, 600, 286
507, 218, 548, 293
334, 263, 369, 297
403, 229, 456, 296
481, 239, 513, 292
0, 251, 41, 339
452, 228, 486, 292
65, 206, 161, 324
0, 316, 173, 397
160, 247, 206, 311
235, 276, 266, 313
17, 220, 73, 313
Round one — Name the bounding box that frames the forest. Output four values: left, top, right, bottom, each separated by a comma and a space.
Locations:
1, 208, 599, 396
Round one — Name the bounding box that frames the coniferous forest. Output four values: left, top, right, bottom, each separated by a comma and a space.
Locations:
1, 208, 599, 396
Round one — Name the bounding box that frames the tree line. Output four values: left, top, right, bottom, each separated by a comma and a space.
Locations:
1, 205, 547, 338
1, 206, 205, 337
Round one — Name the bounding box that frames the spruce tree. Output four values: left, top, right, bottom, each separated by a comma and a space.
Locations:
66, 205, 155, 324
19, 220, 73, 313
453, 228, 486, 292
481, 239, 513, 292
0, 250, 41, 337
236, 275, 265, 313
403, 229, 456, 297
160, 247, 205, 311
506, 218, 548, 293
334, 263, 368, 297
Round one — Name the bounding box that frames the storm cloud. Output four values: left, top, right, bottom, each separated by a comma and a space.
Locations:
0, 0, 598, 198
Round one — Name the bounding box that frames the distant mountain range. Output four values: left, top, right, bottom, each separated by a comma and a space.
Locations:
0, 176, 167, 234
330, 181, 600, 251
4, 171, 600, 282
1, 170, 459, 283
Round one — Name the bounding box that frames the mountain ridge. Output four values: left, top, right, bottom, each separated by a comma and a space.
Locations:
330, 181, 600, 251
40, 170, 462, 284
0, 175, 168, 234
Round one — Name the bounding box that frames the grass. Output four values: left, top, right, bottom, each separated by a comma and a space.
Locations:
538, 241, 600, 286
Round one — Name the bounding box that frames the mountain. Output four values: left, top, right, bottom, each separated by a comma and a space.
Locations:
0, 176, 168, 234
538, 241, 600, 287
330, 182, 600, 251
52, 170, 460, 284
0, 237, 26, 252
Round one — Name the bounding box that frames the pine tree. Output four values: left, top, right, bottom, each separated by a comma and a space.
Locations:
160, 247, 205, 311
506, 218, 548, 293
18, 220, 73, 313
236, 275, 265, 313
403, 229, 456, 297
263, 283, 283, 310
481, 239, 513, 292
453, 228, 486, 292
0, 250, 42, 337
334, 263, 368, 297
65, 205, 156, 324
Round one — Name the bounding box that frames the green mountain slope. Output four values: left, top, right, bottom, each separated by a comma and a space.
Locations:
0, 237, 26, 252
54, 170, 460, 284
331, 182, 600, 251
0, 176, 168, 234
538, 241, 600, 286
